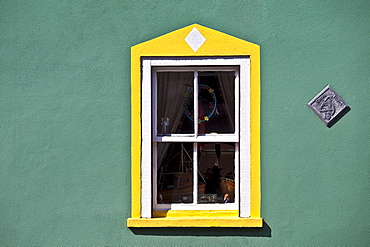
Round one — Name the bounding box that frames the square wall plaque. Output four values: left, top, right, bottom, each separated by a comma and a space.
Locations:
308, 85, 349, 127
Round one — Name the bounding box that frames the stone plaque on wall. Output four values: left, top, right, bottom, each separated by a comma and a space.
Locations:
308, 85, 350, 127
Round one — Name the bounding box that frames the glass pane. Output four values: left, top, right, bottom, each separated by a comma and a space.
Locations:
157, 142, 193, 204
198, 71, 235, 134
198, 143, 235, 203
156, 72, 194, 135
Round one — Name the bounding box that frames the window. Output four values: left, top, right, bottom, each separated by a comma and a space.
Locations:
142, 58, 249, 216
128, 24, 261, 227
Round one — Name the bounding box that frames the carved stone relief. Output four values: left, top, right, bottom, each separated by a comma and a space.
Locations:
308, 85, 349, 127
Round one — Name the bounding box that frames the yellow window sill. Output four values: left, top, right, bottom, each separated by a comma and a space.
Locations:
127, 217, 263, 228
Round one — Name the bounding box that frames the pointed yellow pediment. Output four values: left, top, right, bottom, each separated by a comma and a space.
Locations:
132, 24, 259, 57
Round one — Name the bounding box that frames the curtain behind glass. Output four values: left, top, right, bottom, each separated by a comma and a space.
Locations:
156, 72, 193, 169
217, 71, 235, 132
156, 71, 193, 135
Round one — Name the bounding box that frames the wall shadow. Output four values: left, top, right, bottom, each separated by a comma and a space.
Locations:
129, 220, 271, 237
328, 106, 351, 128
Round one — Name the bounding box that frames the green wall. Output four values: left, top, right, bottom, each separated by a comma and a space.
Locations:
1, 0, 369, 245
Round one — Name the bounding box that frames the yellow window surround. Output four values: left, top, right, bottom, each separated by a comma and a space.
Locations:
128, 24, 261, 228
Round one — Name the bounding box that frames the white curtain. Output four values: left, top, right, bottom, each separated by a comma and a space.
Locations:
156, 72, 193, 166
217, 71, 235, 132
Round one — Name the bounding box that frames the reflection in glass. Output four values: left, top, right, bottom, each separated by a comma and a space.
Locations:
156, 72, 194, 135
156, 142, 235, 204
198, 143, 235, 203
157, 143, 194, 204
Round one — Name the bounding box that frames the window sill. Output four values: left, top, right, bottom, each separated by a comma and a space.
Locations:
127, 217, 263, 228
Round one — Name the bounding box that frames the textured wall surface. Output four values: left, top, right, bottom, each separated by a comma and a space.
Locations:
0, 0, 369, 245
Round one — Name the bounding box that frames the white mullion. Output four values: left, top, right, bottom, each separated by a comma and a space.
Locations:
154, 135, 238, 143
152, 142, 158, 206
193, 143, 198, 205
193, 70, 199, 205
234, 69, 240, 209
194, 71, 199, 137
235, 70, 240, 138
235, 143, 240, 207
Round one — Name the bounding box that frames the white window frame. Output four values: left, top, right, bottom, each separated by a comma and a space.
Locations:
141, 57, 251, 218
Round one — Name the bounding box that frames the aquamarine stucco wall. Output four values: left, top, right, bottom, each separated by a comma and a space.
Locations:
0, 0, 369, 246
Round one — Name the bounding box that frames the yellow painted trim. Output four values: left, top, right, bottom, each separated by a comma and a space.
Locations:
131, 48, 141, 218
250, 45, 261, 218
131, 24, 261, 226
128, 217, 263, 228
153, 210, 239, 218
